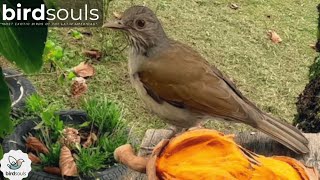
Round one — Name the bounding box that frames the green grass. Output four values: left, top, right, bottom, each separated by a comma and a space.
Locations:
82, 97, 123, 133
25, 94, 48, 115
39, 143, 61, 167
76, 147, 108, 176
1, 0, 319, 138
82, 96, 128, 165
25, 94, 128, 175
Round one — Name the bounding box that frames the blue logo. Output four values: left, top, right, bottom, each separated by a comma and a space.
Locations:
7, 156, 25, 170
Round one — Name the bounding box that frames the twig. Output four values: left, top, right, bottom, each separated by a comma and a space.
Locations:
4, 72, 58, 79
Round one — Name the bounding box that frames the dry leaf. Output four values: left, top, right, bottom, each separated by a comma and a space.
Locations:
73, 62, 95, 78
26, 137, 49, 154
113, 12, 122, 19
60, 128, 81, 148
28, 152, 41, 164
114, 144, 149, 173
229, 3, 239, 10
268, 30, 282, 43
71, 77, 88, 98
83, 49, 102, 60
44, 167, 61, 176
82, 132, 98, 148
59, 146, 78, 177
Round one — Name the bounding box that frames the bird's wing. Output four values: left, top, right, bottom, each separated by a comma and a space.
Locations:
138, 41, 253, 123
210, 65, 261, 112
8, 156, 17, 165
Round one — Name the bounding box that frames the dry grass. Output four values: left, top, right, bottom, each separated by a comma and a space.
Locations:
1, 0, 319, 138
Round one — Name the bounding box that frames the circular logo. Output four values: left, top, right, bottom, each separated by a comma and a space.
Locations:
0, 150, 32, 180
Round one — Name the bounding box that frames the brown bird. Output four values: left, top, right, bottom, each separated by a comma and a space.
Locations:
105, 6, 309, 154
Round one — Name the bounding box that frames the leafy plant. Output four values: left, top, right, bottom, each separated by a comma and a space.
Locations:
99, 128, 128, 163
35, 106, 63, 149
82, 96, 128, 166
43, 39, 64, 71
0, 68, 13, 137
25, 94, 127, 176
39, 143, 61, 167
27, 94, 64, 145
70, 30, 83, 40
0, 145, 3, 159
0, 0, 48, 138
309, 56, 320, 80
82, 97, 123, 134
26, 94, 48, 115
76, 147, 108, 176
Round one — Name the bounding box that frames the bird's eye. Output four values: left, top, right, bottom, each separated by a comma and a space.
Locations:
135, 19, 146, 28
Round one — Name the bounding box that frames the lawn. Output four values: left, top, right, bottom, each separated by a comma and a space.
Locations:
1, 0, 319, 139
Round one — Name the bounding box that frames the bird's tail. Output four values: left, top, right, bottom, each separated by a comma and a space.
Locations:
254, 112, 309, 154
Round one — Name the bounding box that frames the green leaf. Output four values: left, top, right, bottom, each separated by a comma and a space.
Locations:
0, 68, 13, 138
0, 0, 48, 73
53, 46, 64, 60
0, 145, 3, 159
79, 121, 91, 128
67, 71, 76, 80
71, 30, 83, 40
57, 74, 65, 85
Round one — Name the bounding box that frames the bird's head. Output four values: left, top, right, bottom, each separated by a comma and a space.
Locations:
104, 6, 168, 54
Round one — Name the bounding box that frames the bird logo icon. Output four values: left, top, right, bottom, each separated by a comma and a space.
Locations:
7, 156, 25, 170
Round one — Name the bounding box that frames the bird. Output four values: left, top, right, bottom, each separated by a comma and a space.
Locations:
7, 156, 24, 170
104, 6, 309, 154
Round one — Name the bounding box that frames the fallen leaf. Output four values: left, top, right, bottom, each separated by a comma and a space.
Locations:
60, 128, 81, 148
73, 62, 95, 78
82, 132, 98, 148
229, 3, 239, 10
83, 49, 102, 60
26, 137, 49, 154
59, 146, 78, 177
114, 144, 149, 173
70, 77, 88, 98
113, 12, 122, 19
268, 30, 282, 43
44, 167, 61, 176
28, 152, 41, 164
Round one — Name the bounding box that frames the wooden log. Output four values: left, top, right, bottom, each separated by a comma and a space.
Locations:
124, 129, 320, 179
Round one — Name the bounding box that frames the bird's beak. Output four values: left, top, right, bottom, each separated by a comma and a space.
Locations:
103, 19, 126, 30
